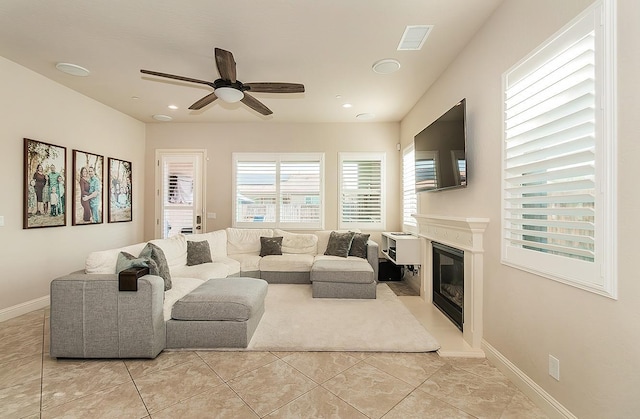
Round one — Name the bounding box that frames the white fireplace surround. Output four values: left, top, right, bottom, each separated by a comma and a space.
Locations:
414, 214, 489, 350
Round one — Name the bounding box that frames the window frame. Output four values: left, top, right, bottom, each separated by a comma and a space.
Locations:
500, 0, 617, 299
338, 152, 386, 231
232, 152, 325, 230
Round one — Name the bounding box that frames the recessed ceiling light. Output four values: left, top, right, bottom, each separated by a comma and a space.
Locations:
152, 114, 172, 122
342, 103, 353, 108
131, 96, 140, 100
372, 59, 401, 75
168, 105, 178, 110
55, 62, 90, 77
356, 113, 376, 120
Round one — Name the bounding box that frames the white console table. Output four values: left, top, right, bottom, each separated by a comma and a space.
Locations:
381, 232, 421, 265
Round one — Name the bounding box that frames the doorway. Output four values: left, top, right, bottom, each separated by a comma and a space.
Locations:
155, 150, 206, 238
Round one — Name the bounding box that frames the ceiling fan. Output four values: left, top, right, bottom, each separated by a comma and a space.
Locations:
141, 48, 305, 116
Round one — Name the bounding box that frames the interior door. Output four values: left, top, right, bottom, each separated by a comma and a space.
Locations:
156, 150, 206, 238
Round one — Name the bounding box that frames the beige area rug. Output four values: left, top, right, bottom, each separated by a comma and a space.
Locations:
247, 283, 440, 352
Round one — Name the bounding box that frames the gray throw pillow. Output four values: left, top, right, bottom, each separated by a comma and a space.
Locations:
348, 232, 370, 259
187, 240, 213, 266
115, 252, 149, 274
260, 236, 283, 257
140, 242, 172, 291
324, 231, 355, 258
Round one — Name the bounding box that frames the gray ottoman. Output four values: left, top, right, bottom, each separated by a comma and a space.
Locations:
311, 259, 376, 299
166, 277, 268, 349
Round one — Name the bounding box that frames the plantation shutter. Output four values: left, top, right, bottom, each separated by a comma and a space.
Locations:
233, 153, 324, 228
402, 145, 418, 229
339, 153, 385, 230
279, 160, 321, 228
235, 160, 277, 224
504, 17, 596, 262
501, 2, 617, 298
161, 156, 196, 238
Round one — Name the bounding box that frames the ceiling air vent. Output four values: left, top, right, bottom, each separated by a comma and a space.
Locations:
397, 25, 433, 51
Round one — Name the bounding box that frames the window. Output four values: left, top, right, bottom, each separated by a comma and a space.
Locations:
339, 152, 385, 230
402, 144, 418, 231
501, 1, 616, 298
233, 153, 324, 229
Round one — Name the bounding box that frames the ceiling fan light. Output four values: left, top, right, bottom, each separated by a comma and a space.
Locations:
215, 87, 244, 103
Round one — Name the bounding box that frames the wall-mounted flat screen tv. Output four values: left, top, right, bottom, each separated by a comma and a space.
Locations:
414, 98, 467, 192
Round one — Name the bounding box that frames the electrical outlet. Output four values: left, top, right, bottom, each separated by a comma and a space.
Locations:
549, 355, 560, 381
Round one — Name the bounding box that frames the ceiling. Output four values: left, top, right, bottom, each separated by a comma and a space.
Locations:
0, 0, 503, 124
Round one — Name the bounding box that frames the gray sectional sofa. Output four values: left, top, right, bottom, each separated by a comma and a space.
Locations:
50, 228, 379, 358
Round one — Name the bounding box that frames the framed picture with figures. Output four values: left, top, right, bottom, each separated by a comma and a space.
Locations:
72, 149, 104, 225
107, 157, 133, 223
23, 138, 67, 229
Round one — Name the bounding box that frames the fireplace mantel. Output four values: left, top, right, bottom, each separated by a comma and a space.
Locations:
414, 214, 489, 351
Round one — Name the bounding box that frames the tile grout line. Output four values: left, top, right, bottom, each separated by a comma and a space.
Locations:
195, 350, 262, 418
123, 357, 152, 418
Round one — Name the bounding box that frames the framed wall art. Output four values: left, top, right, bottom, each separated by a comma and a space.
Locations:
72, 150, 104, 225
24, 138, 67, 229
107, 157, 132, 223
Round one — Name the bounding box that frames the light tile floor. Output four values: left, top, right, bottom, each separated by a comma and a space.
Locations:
1, 307, 548, 419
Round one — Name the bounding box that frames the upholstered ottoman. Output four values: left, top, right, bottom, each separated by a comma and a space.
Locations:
166, 277, 268, 349
310, 259, 376, 299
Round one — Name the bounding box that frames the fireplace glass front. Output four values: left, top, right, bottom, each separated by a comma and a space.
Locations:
432, 242, 464, 330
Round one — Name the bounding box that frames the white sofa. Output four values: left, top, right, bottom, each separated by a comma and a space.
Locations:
49, 228, 379, 358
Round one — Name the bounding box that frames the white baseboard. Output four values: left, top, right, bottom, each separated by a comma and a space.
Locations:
0, 295, 50, 323
482, 340, 576, 419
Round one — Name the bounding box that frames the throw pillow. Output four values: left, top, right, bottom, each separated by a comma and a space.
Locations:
324, 231, 355, 258
348, 232, 370, 259
260, 236, 283, 257
140, 242, 172, 291
115, 252, 149, 274
187, 240, 213, 266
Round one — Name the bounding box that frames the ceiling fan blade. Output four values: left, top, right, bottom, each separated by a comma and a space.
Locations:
244, 82, 305, 93
188, 92, 218, 110
214, 48, 237, 83
140, 69, 212, 86
241, 93, 273, 115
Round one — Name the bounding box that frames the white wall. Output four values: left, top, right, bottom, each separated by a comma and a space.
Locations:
0, 57, 146, 314
144, 122, 401, 243
401, 0, 640, 417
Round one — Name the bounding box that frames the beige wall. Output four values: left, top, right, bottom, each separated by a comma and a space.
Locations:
0, 57, 146, 313
401, 0, 640, 417
144, 122, 401, 244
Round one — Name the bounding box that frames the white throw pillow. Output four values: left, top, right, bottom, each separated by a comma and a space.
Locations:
149, 234, 188, 271
274, 229, 318, 255
226, 228, 273, 255
85, 242, 146, 274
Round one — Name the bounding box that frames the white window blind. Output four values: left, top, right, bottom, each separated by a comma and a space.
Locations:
339, 152, 385, 230
233, 153, 324, 229
235, 160, 277, 224
160, 155, 200, 238
502, 1, 616, 298
402, 144, 418, 230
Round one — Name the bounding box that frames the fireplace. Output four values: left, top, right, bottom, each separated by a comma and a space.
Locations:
414, 214, 488, 351
432, 242, 464, 331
